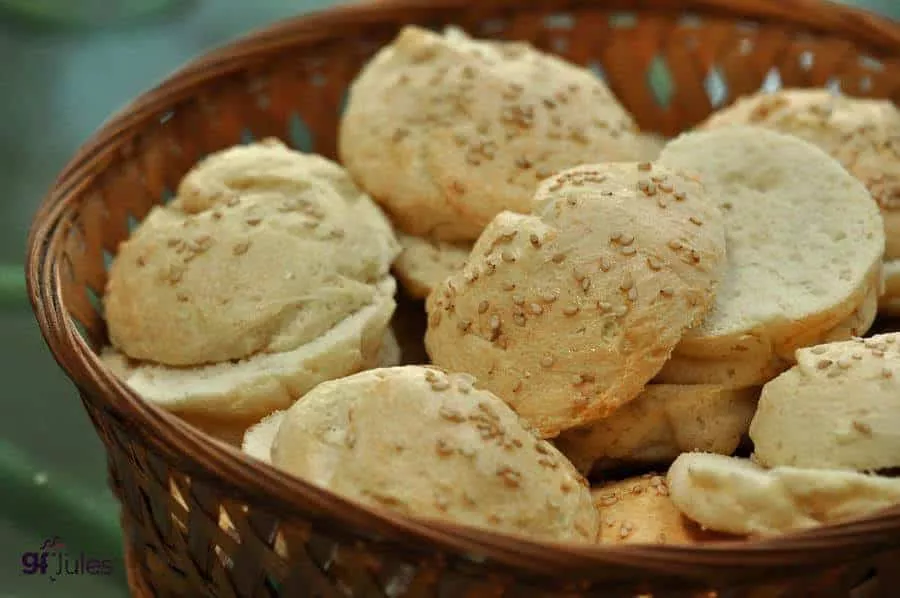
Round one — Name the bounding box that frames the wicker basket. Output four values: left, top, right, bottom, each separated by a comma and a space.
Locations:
25, 0, 900, 595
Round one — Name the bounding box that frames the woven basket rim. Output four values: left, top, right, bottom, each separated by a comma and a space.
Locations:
25, 0, 900, 575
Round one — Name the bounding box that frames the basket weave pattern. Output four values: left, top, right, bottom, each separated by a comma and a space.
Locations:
27, 0, 900, 596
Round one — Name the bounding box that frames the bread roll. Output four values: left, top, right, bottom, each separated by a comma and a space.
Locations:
99, 287, 393, 423
105, 139, 399, 367
259, 366, 598, 542
700, 89, 899, 265
667, 453, 900, 537
393, 233, 472, 299
593, 475, 735, 545
339, 26, 657, 242
426, 163, 727, 437
656, 127, 884, 386
749, 332, 900, 471
655, 278, 881, 388
556, 385, 759, 473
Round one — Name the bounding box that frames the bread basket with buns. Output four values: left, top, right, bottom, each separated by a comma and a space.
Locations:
26, 0, 900, 595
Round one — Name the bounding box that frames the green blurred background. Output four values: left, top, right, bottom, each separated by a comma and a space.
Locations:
0, 1, 897, 596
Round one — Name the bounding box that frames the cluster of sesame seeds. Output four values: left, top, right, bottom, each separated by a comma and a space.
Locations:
547, 169, 609, 193
425, 369, 451, 391
496, 465, 522, 488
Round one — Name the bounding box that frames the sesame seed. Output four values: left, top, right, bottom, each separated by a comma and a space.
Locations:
873, 349, 886, 357
513, 313, 526, 327
659, 287, 674, 298
647, 256, 663, 271
817, 359, 833, 369
853, 421, 872, 435
659, 182, 674, 193
551, 252, 566, 264
512, 294, 525, 306
458, 319, 472, 332
572, 266, 587, 281
497, 466, 521, 488
597, 301, 612, 312
598, 494, 618, 506
883, 368, 894, 379
627, 288, 638, 301
637, 162, 652, 171
541, 355, 554, 368
810, 346, 827, 355
563, 304, 580, 316
541, 290, 559, 303
581, 278, 592, 292
436, 439, 454, 457
610, 232, 623, 243
431, 378, 451, 391
621, 246, 637, 257
674, 191, 686, 201
620, 274, 634, 291
529, 233, 541, 248
668, 239, 682, 250
478, 300, 490, 314
619, 523, 633, 539
232, 241, 250, 256
837, 358, 852, 369
501, 250, 516, 263
513, 380, 523, 393
689, 216, 703, 226
502, 281, 516, 291
439, 406, 464, 423
246, 217, 262, 226
598, 257, 611, 272
529, 303, 543, 315
852, 352, 864, 360
620, 234, 635, 246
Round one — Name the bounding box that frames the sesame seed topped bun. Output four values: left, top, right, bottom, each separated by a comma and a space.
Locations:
251, 366, 598, 543
339, 25, 659, 243
657, 127, 884, 386
749, 332, 900, 471
667, 452, 900, 537
593, 475, 736, 545
425, 162, 727, 437
105, 139, 400, 367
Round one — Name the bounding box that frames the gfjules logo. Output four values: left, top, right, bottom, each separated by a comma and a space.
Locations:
21, 537, 113, 583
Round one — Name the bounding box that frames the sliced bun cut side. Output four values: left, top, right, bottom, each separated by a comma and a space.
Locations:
101, 281, 395, 421
656, 126, 884, 373
700, 88, 900, 261
667, 452, 900, 537
426, 162, 727, 437
656, 272, 882, 388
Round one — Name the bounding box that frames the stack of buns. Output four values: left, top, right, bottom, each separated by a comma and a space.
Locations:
101, 24, 900, 546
